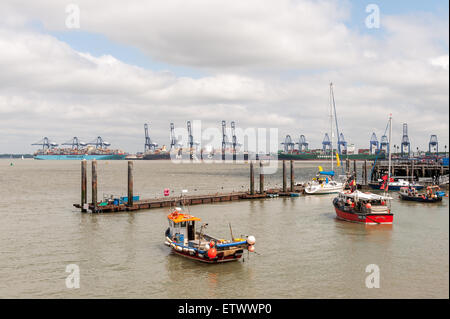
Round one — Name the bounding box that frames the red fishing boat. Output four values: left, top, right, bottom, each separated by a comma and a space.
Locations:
332, 191, 394, 225
164, 208, 256, 263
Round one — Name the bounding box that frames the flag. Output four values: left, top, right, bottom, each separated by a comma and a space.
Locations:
336, 152, 341, 167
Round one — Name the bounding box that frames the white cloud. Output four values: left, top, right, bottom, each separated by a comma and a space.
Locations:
0, 1, 448, 153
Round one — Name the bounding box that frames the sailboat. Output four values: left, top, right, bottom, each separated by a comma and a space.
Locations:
305, 83, 344, 195
332, 114, 394, 224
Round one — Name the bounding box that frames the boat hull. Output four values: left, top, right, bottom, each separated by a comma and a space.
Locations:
333, 205, 393, 225
278, 152, 384, 161
172, 248, 243, 263
305, 185, 343, 194
34, 154, 127, 160
399, 194, 443, 203
368, 183, 424, 191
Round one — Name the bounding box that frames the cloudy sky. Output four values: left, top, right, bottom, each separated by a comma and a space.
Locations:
0, 0, 448, 153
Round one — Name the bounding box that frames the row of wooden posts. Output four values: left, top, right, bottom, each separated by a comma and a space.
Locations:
81, 160, 135, 212
80, 158, 371, 212
249, 160, 296, 195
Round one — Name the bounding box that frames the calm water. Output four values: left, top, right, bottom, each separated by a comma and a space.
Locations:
0, 159, 448, 298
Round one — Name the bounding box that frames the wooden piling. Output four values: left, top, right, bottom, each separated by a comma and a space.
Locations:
282, 160, 287, 192
91, 160, 97, 212
346, 159, 349, 174
81, 160, 87, 212
259, 161, 264, 194
128, 161, 133, 207
363, 160, 368, 185
250, 162, 255, 195
353, 160, 357, 177
290, 160, 294, 192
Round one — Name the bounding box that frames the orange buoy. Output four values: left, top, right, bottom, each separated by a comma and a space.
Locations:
207, 247, 217, 259
366, 203, 372, 209
248, 245, 255, 252
209, 240, 215, 247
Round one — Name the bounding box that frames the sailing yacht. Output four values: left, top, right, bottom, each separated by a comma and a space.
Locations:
305, 83, 344, 195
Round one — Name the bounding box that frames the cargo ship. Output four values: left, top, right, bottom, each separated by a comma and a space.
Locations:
32, 136, 127, 160
277, 150, 385, 161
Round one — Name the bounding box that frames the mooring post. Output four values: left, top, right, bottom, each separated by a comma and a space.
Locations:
346, 159, 349, 175
363, 160, 368, 185
81, 160, 87, 212
282, 160, 287, 192
92, 160, 97, 212
259, 161, 264, 194
250, 161, 255, 195
290, 160, 294, 192
128, 161, 134, 207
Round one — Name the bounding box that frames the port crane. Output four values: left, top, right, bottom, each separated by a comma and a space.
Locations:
230, 121, 241, 154
338, 132, 347, 154
169, 123, 182, 150
144, 123, 158, 152
429, 135, 438, 154
401, 123, 410, 157
370, 133, 379, 154
282, 135, 295, 153
322, 133, 332, 154
31, 137, 58, 150
186, 121, 200, 150
380, 134, 389, 154
221, 120, 232, 156
87, 136, 110, 149
297, 135, 308, 152
62, 137, 87, 150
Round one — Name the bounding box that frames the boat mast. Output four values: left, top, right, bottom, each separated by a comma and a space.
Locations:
330, 83, 334, 172
387, 114, 392, 194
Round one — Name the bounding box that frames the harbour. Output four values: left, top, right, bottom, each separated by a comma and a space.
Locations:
1, 159, 448, 298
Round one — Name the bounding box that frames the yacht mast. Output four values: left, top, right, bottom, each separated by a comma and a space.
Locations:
330, 83, 334, 172
387, 114, 392, 193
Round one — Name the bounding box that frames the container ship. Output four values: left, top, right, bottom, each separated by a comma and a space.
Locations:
277, 149, 385, 161
32, 137, 127, 160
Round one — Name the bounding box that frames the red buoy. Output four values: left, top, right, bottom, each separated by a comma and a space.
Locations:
207, 247, 217, 259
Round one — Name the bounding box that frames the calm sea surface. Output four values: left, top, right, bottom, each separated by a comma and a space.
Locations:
0, 159, 448, 298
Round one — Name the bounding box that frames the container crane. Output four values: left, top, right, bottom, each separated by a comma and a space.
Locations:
231, 121, 241, 154
31, 137, 58, 150
62, 137, 87, 150
281, 135, 295, 153
380, 135, 389, 154
337, 132, 347, 154
370, 133, 379, 154
297, 135, 308, 152
87, 136, 110, 149
144, 123, 158, 152
401, 123, 410, 157
429, 135, 438, 154
322, 133, 332, 154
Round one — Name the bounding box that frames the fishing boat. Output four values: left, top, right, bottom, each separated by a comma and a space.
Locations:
164, 208, 256, 263
332, 114, 394, 225
305, 169, 344, 194
333, 191, 394, 224
399, 186, 444, 203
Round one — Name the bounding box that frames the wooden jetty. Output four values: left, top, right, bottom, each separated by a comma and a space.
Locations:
74, 159, 304, 213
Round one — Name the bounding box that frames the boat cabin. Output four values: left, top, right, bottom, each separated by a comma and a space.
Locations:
167, 208, 201, 246
337, 191, 392, 214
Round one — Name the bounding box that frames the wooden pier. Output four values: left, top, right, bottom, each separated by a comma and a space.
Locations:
74, 160, 304, 213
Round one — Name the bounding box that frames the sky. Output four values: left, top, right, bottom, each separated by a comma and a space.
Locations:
0, 0, 448, 154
